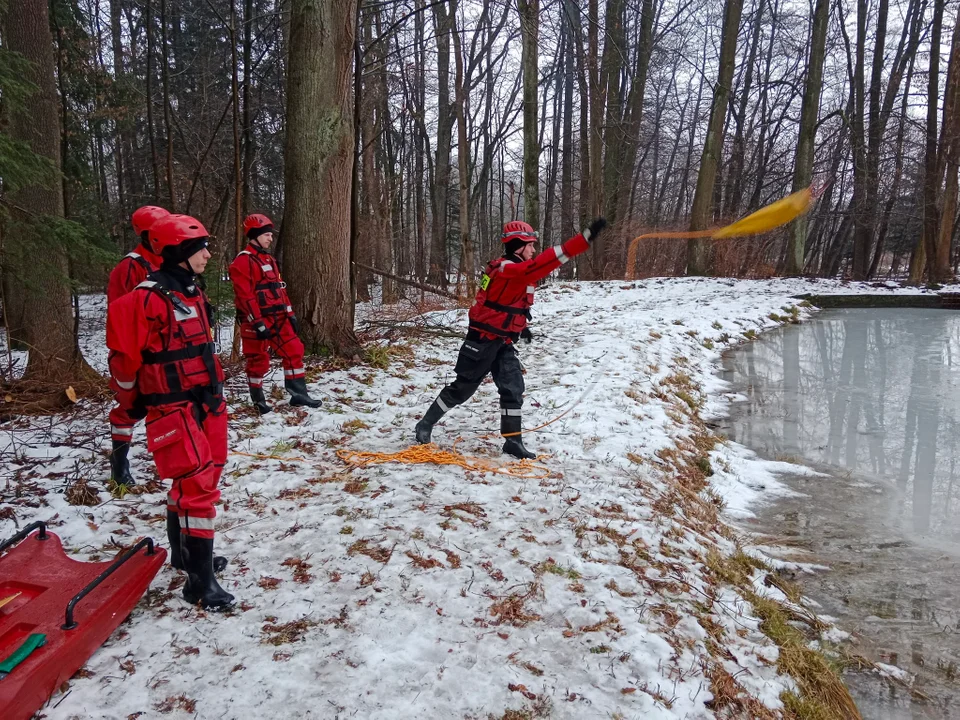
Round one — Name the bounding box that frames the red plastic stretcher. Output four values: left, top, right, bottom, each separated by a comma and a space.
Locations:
0, 521, 166, 720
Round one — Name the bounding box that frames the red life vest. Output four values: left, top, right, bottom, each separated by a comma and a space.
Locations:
133, 280, 225, 408
230, 245, 293, 323
468, 257, 535, 342
107, 247, 161, 305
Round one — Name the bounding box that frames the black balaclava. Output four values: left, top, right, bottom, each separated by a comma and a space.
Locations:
503, 238, 530, 260
247, 224, 274, 252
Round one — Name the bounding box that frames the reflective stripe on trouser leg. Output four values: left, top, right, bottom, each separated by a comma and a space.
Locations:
500, 408, 522, 416
438, 377, 482, 408
181, 514, 215, 537
109, 404, 139, 442
273, 322, 306, 380
241, 334, 271, 382
247, 376, 263, 388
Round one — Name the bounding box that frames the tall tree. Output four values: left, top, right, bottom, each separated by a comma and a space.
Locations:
686, 0, 743, 275
282, 0, 360, 357
785, 0, 829, 275
429, 1, 455, 287
918, 0, 945, 282
517, 0, 539, 227
2, 0, 93, 382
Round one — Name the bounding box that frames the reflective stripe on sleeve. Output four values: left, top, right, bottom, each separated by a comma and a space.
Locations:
553, 245, 569, 263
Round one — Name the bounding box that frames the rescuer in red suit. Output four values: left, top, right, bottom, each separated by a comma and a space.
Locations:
415, 218, 607, 458
228, 213, 321, 414
105, 205, 168, 488
107, 214, 234, 611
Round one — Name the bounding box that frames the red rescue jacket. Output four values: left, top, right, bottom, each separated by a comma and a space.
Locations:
107, 273, 224, 411
107, 244, 162, 305
228, 243, 295, 327
468, 232, 590, 342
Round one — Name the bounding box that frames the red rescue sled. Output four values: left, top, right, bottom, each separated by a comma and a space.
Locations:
0, 521, 166, 720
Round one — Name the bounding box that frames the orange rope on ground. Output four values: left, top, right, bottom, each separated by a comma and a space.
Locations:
624, 186, 817, 280
336, 444, 553, 479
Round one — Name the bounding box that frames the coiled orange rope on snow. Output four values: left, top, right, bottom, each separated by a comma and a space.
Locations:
336, 444, 553, 479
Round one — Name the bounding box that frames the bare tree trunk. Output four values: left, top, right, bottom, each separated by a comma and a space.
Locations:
283, 0, 361, 357
920, 0, 945, 282
159, 0, 176, 209
242, 0, 254, 212
3, 0, 95, 382
935, 17, 960, 281
145, 0, 161, 201
687, 0, 743, 275
429, 1, 455, 288
785, 0, 829, 274
517, 0, 539, 227
230, 2, 243, 257
450, 0, 474, 297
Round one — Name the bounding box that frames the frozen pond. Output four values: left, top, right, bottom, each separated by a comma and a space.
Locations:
720, 308, 960, 719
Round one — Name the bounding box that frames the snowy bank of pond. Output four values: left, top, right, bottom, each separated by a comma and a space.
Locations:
1, 278, 953, 718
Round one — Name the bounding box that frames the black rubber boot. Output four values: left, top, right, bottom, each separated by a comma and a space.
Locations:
167, 511, 227, 573
501, 413, 536, 459
249, 386, 272, 415
285, 378, 322, 408
415, 399, 448, 444
181, 535, 235, 611
109, 440, 137, 487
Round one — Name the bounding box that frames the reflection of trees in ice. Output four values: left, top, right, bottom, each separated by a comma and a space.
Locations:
724, 309, 960, 538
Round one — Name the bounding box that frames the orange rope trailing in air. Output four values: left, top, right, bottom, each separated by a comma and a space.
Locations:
337, 445, 553, 479
625, 186, 818, 280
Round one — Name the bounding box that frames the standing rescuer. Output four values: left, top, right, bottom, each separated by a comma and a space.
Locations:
105, 205, 168, 488
415, 218, 607, 458
107, 214, 234, 611
229, 213, 321, 413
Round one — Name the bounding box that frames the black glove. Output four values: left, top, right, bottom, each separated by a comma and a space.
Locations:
520, 327, 534, 344
583, 217, 608, 244
290, 316, 300, 335
253, 320, 271, 340
127, 396, 148, 421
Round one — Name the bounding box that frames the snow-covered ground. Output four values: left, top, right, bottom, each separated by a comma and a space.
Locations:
0, 277, 949, 719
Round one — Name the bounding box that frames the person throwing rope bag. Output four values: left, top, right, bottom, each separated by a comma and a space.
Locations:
415, 218, 607, 459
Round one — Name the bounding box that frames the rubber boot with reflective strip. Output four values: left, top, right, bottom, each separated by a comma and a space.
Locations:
109, 440, 137, 487
167, 511, 226, 572
501, 413, 536, 459
415, 399, 448, 444
284, 378, 322, 408
181, 535, 235, 611
249, 386, 272, 415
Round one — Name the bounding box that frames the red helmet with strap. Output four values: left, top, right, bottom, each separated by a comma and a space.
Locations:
131, 206, 170, 237
243, 213, 274, 238
149, 214, 210, 259
501, 220, 537, 244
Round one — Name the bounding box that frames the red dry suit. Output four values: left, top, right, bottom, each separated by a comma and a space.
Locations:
107, 268, 226, 539
106, 243, 163, 443
468, 232, 591, 342
228, 243, 305, 388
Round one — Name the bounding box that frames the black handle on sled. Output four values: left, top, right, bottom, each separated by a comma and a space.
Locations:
0, 521, 48, 556
62, 537, 156, 631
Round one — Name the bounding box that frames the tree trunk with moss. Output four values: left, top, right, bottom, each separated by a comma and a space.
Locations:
282, 0, 361, 358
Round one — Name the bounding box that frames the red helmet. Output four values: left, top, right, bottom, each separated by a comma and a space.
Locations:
243, 213, 274, 238
501, 220, 537, 243
131, 206, 169, 237
149, 214, 210, 258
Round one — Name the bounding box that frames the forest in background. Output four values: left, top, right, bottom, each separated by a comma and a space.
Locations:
2, 0, 960, 377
